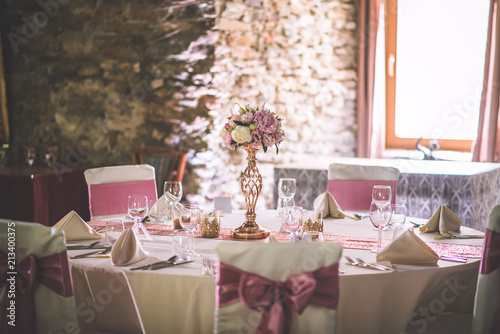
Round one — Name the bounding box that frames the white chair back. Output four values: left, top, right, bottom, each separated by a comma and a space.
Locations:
84, 164, 158, 221
472, 205, 500, 334
215, 242, 342, 334
0, 220, 79, 334
327, 163, 400, 210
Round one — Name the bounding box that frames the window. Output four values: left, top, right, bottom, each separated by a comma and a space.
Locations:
380, 0, 490, 151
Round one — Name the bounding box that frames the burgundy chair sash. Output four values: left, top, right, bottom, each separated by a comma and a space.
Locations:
326, 179, 397, 211
88, 179, 157, 217
0, 251, 73, 334
217, 262, 339, 334
480, 228, 500, 275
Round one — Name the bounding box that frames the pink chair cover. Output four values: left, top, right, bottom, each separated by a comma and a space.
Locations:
326, 179, 397, 211
88, 179, 157, 217
0, 251, 73, 334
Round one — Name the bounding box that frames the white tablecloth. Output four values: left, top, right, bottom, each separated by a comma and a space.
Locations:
69, 210, 484, 334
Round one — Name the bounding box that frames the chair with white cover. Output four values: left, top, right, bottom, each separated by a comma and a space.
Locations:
472, 205, 500, 334
71, 265, 145, 334
0, 220, 79, 334
214, 242, 342, 334
326, 163, 400, 211
84, 164, 158, 221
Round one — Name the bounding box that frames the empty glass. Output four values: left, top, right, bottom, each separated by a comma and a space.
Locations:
280, 205, 303, 242
369, 202, 392, 252
164, 181, 183, 224
372, 185, 392, 208
149, 198, 168, 224
174, 204, 201, 256
105, 219, 124, 246
277, 178, 296, 217
172, 229, 191, 260
127, 195, 153, 241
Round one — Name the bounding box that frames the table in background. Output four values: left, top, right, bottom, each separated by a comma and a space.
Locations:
69, 210, 483, 334
274, 157, 500, 231
0, 166, 90, 225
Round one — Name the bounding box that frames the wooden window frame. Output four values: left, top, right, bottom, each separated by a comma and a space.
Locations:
384, 0, 473, 152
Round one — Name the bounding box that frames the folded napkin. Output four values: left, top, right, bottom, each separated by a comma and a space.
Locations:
150, 194, 169, 215
419, 205, 461, 236
54, 210, 101, 241
313, 192, 345, 218
111, 228, 149, 266
376, 229, 439, 265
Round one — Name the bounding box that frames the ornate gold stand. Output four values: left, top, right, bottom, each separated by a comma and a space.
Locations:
231, 145, 270, 239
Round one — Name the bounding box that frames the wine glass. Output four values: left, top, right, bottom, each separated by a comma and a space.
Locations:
280, 205, 303, 242
277, 178, 296, 217
372, 185, 392, 208
127, 195, 153, 241
164, 181, 183, 224
175, 204, 201, 258
369, 202, 392, 252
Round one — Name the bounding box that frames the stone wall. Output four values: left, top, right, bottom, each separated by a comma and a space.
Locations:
1, 0, 358, 209
206, 0, 358, 208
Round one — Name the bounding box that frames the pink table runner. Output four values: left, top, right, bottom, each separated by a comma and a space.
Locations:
88, 221, 483, 258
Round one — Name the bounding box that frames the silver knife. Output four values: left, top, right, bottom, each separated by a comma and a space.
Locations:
150, 260, 193, 270
70, 248, 110, 259
130, 255, 178, 271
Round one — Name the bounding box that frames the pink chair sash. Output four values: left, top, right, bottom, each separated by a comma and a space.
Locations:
216, 262, 339, 334
326, 180, 397, 211
88, 180, 157, 217
0, 251, 73, 334
478, 228, 500, 332
480, 228, 500, 275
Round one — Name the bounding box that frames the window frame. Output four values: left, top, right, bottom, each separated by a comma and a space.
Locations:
383, 0, 474, 152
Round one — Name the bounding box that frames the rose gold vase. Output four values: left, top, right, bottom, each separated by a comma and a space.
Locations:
231, 144, 270, 239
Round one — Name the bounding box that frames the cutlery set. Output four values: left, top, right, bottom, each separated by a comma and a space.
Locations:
130, 255, 193, 271
70, 246, 112, 259
67, 241, 109, 250
344, 256, 391, 271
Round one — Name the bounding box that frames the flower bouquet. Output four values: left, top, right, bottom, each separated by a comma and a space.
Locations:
220, 104, 285, 153
221, 104, 285, 239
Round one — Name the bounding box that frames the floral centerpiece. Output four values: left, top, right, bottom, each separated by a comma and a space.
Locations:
220, 104, 285, 153
220, 104, 285, 239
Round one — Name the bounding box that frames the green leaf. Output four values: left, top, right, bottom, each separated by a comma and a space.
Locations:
233, 121, 247, 126
275, 144, 279, 155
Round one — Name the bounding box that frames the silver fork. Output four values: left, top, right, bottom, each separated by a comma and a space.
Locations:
344, 256, 359, 266
356, 257, 391, 271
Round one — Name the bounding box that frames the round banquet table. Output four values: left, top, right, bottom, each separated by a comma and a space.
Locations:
68, 210, 484, 334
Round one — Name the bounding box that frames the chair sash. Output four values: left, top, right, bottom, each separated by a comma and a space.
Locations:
326, 179, 397, 211
88, 180, 157, 217
477, 228, 500, 333
0, 251, 73, 334
217, 262, 339, 334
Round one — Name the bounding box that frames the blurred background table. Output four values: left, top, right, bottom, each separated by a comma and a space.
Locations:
274, 157, 500, 231
0, 165, 90, 225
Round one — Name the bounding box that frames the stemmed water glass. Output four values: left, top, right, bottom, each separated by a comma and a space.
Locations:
369, 202, 392, 252
277, 178, 296, 217
164, 181, 183, 224
127, 195, 153, 241
175, 204, 201, 258
280, 205, 303, 242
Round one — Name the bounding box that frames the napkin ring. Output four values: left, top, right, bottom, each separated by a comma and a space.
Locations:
199, 211, 220, 238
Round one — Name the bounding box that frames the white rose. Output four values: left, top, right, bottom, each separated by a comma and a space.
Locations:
231, 126, 252, 143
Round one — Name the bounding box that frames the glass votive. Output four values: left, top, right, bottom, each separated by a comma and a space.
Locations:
301, 210, 323, 233
393, 222, 413, 240
199, 210, 220, 238
172, 229, 192, 260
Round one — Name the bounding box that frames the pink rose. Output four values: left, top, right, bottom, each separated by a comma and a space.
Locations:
262, 134, 275, 147
240, 112, 254, 124
253, 109, 279, 134
224, 132, 236, 150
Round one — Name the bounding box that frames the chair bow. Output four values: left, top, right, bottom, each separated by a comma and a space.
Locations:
480, 228, 500, 275
0, 251, 73, 334
217, 263, 339, 334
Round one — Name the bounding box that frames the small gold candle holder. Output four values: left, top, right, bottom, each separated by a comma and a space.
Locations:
199, 210, 221, 238
302, 210, 323, 233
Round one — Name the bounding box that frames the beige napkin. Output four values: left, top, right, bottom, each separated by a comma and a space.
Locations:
313, 192, 345, 218
54, 210, 101, 241
419, 205, 461, 236
376, 229, 439, 265
150, 194, 169, 215
111, 228, 149, 266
